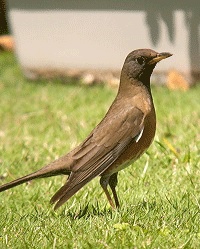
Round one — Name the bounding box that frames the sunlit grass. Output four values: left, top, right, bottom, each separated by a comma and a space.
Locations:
0, 52, 200, 248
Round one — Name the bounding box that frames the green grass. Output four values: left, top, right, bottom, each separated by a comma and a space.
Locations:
0, 52, 200, 248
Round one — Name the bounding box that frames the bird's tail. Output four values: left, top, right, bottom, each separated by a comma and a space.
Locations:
0, 158, 70, 192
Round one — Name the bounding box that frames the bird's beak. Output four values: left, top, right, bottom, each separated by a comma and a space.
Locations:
148, 52, 173, 65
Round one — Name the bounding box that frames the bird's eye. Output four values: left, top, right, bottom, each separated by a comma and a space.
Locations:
136, 57, 145, 65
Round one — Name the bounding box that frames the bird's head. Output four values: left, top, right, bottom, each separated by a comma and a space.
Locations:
120, 49, 172, 91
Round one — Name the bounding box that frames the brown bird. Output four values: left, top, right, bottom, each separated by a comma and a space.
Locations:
0, 49, 172, 210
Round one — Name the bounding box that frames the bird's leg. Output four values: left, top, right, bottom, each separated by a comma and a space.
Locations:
100, 176, 115, 209
109, 173, 120, 208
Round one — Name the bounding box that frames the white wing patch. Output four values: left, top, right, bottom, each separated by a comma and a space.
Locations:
135, 127, 144, 143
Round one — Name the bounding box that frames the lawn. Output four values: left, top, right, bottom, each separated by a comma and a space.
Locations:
0, 52, 200, 248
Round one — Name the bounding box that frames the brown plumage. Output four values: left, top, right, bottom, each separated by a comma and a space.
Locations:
0, 49, 172, 210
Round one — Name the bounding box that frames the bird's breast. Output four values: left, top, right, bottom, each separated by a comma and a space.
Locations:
102, 109, 156, 176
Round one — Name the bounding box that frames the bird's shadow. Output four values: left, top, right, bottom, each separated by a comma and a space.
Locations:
59, 202, 114, 220
57, 199, 157, 220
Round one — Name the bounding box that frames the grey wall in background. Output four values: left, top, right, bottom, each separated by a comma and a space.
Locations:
7, 0, 200, 80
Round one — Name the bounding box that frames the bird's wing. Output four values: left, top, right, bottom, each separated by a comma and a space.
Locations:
51, 106, 145, 209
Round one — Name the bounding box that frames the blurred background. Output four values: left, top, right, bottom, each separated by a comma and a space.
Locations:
1, 0, 200, 89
